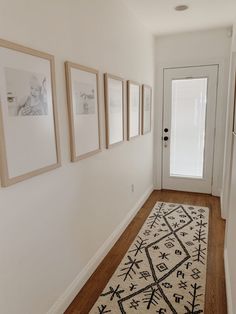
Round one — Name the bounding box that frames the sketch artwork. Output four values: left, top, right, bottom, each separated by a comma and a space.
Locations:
144, 90, 151, 111
142, 85, 152, 134
105, 75, 124, 147
128, 82, 140, 139
73, 81, 96, 115
5, 68, 48, 116
131, 87, 139, 112
65, 62, 100, 161
109, 81, 122, 114
0, 39, 60, 186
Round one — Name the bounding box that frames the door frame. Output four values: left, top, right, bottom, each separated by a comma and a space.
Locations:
154, 58, 227, 196
161, 65, 219, 194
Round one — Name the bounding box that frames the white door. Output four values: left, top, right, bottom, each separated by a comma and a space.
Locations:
162, 65, 218, 193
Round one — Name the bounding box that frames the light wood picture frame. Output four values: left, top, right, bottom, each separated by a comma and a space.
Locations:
127, 80, 141, 140
142, 84, 152, 135
65, 61, 101, 161
104, 73, 125, 148
0, 38, 61, 187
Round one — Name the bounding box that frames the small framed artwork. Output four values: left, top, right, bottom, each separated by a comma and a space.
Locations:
65, 61, 101, 161
104, 73, 124, 148
0, 38, 61, 187
142, 84, 152, 134
127, 80, 140, 140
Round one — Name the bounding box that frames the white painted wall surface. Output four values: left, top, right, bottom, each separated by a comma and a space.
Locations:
222, 25, 236, 219
225, 139, 236, 314
154, 28, 231, 197
224, 22, 236, 314
0, 1, 154, 313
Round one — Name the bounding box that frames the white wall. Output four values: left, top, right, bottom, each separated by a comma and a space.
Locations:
225, 138, 236, 314
222, 26, 236, 219
224, 22, 236, 314
154, 28, 231, 197
0, 1, 155, 313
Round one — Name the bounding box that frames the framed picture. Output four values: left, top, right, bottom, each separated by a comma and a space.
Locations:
127, 80, 140, 140
65, 61, 101, 161
0, 38, 61, 187
142, 84, 152, 134
104, 73, 124, 148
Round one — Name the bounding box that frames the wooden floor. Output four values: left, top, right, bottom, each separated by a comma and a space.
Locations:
65, 190, 227, 314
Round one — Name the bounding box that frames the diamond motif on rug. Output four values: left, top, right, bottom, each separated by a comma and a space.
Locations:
89, 202, 209, 313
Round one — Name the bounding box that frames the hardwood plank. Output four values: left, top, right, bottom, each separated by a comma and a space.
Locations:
65, 190, 227, 314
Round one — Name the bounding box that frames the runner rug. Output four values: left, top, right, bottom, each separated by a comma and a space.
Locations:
89, 202, 209, 314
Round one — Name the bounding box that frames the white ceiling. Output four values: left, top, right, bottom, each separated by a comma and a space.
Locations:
123, 0, 236, 35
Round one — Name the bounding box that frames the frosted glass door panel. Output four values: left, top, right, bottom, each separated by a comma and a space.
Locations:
170, 78, 208, 178
163, 65, 218, 193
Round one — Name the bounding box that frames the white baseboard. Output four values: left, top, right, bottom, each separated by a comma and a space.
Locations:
212, 186, 221, 198
47, 185, 154, 314
224, 248, 233, 314
220, 194, 228, 220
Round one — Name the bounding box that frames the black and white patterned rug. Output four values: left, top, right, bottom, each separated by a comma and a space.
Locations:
90, 202, 209, 314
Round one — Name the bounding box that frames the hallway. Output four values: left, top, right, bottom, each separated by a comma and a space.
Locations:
65, 190, 227, 314
1, 1, 236, 313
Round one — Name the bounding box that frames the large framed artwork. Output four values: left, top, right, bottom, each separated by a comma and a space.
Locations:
0, 38, 61, 187
104, 73, 124, 148
127, 80, 140, 140
65, 62, 101, 161
142, 84, 152, 134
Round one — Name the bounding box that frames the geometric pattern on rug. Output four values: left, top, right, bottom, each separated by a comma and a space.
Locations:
89, 202, 209, 314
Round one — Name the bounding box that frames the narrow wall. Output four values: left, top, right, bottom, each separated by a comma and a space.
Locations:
222, 25, 236, 219
225, 138, 236, 314
0, 1, 155, 313
154, 28, 231, 196
224, 22, 236, 314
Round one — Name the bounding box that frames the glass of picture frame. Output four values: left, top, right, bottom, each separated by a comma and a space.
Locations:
0, 38, 61, 187
127, 80, 141, 140
104, 73, 124, 148
65, 61, 101, 161
142, 84, 152, 134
